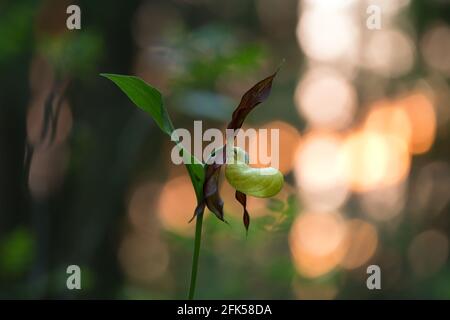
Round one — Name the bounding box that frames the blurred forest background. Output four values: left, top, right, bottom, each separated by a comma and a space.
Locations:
1, 0, 450, 299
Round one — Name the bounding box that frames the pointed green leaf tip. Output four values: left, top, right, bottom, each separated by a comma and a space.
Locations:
101, 73, 204, 200
100, 73, 175, 136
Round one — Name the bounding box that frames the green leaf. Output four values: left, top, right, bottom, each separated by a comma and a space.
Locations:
100, 73, 175, 136
101, 73, 205, 200
186, 161, 205, 201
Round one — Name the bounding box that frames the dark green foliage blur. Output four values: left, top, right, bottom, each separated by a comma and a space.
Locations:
1, 0, 450, 299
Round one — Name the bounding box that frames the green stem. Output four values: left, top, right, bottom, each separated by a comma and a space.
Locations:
188, 211, 204, 299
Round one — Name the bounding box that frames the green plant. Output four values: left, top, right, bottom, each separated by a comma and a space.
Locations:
101, 70, 280, 299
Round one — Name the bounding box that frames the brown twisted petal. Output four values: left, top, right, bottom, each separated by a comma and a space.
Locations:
192, 71, 278, 230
